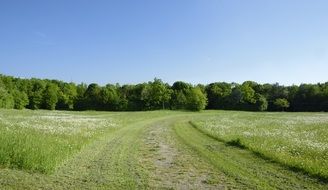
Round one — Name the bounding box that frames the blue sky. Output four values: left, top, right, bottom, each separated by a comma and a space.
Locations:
1, 0, 327, 85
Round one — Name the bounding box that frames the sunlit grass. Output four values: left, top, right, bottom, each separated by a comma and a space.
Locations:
0, 109, 119, 173
1, 108, 327, 182
0, 109, 180, 174
191, 111, 328, 180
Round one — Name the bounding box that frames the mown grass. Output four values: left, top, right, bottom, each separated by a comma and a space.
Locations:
191, 111, 328, 181
0, 110, 327, 189
173, 121, 327, 189
0, 109, 180, 174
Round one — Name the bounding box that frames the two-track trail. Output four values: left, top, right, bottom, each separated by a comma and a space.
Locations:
0, 113, 327, 189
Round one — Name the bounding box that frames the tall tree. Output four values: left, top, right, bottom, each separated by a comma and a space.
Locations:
141, 78, 172, 110
100, 84, 120, 110
28, 80, 46, 109
12, 90, 29, 109
43, 83, 59, 110
1, 73, 328, 112
170, 81, 192, 109
0, 87, 14, 109
255, 94, 268, 111
57, 82, 78, 110
84, 83, 102, 110
74, 83, 88, 110
185, 87, 207, 111
206, 82, 232, 109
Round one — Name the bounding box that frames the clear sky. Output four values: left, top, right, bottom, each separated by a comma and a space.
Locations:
1, 0, 327, 85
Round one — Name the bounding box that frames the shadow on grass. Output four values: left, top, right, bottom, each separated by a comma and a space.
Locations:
225, 138, 246, 149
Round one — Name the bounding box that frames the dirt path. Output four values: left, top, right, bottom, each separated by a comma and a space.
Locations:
140, 118, 237, 189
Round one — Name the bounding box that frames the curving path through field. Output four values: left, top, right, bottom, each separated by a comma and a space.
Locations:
0, 113, 327, 189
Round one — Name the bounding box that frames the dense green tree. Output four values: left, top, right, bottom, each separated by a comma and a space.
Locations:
228, 85, 243, 109
28, 80, 46, 109
196, 84, 206, 94
84, 83, 102, 110
287, 85, 298, 111
185, 87, 207, 111
100, 85, 120, 110
43, 83, 59, 110
206, 82, 232, 109
74, 83, 88, 110
57, 83, 77, 110
0, 75, 15, 91
255, 94, 268, 111
293, 84, 321, 111
172, 91, 188, 110
0, 87, 14, 109
274, 98, 290, 111
120, 84, 146, 111
141, 78, 172, 110
240, 82, 256, 104
171, 81, 192, 91
1, 73, 328, 112
12, 90, 29, 109
170, 81, 192, 109
320, 83, 328, 111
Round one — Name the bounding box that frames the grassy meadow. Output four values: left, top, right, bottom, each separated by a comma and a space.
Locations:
0, 109, 121, 173
191, 111, 328, 180
0, 109, 327, 189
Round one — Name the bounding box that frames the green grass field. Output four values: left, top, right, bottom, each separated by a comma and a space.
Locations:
0, 109, 327, 189
191, 111, 328, 181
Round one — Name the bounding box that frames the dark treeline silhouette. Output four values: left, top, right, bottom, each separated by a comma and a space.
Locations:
0, 74, 327, 112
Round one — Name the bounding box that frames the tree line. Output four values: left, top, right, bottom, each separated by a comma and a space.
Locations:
0, 74, 327, 112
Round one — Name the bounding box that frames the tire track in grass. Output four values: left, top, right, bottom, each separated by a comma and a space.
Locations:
140, 117, 242, 189
52, 117, 163, 189
0, 117, 168, 189
173, 121, 328, 190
